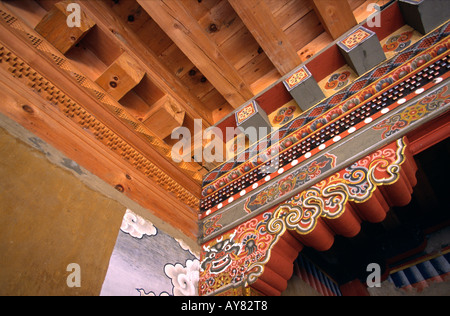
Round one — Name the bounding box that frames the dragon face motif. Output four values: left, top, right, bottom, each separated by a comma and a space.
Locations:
201, 231, 241, 274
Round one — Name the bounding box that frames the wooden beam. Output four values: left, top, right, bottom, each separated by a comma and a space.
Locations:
143, 95, 186, 140
95, 51, 145, 101
75, 0, 214, 127
311, 0, 357, 40
137, 0, 254, 108
0, 5, 202, 200
0, 63, 198, 239
228, 0, 301, 76
35, 0, 95, 54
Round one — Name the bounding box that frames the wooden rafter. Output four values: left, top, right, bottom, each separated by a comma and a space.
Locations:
137, 0, 254, 109
228, 0, 301, 76
0, 2, 203, 200
0, 47, 199, 239
311, 0, 357, 40
76, 0, 214, 127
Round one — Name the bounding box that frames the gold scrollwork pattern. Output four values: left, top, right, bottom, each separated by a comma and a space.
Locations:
200, 138, 408, 295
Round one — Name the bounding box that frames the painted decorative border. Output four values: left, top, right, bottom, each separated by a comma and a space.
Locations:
200, 80, 450, 241
244, 153, 337, 213
283, 66, 312, 91
338, 26, 374, 53
200, 138, 408, 296
200, 40, 450, 215
235, 101, 258, 126
374, 83, 450, 138
202, 21, 450, 189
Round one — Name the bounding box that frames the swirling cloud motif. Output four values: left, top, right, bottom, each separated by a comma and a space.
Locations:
165, 259, 200, 296
136, 288, 170, 296
120, 209, 157, 239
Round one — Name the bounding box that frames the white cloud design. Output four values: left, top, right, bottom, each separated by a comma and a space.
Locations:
120, 209, 157, 239
164, 259, 200, 296
136, 289, 170, 296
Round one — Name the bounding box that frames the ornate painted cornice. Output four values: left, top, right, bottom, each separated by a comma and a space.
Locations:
200, 22, 450, 211
199, 137, 418, 296
200, 79, 450, 243
199, 20, 450, 242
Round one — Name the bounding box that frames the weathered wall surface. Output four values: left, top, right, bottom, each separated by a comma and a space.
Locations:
0, 126, 125, 295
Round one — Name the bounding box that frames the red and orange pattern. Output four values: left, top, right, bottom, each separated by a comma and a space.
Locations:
200, 138, 408, 296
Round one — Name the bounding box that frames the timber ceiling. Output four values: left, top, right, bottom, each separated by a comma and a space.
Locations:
29, 0, 384, 159
0, 0, 391, 238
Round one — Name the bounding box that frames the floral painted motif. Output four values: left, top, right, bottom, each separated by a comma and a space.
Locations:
375, 77, 394, 92
200, 139, 408, 296
294, 126, 313, 140
383, 31, 414, 53
325, 71, 352, 91
272, 105, 298, 125
374, 85, 450, 139
393, 65, 413, 80
310, 117, 328, 131
360, 86, 377, 101
341, 98, 360, 112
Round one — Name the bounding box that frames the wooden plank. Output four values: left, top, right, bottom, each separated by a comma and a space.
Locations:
311, 0, 357, 40
239, 52, 280, 95
298, 31, 333, 63
136, 18, 173, 57
2, 0, 48, 28
107, 0, 150, 33
284, 9, 324, 53
270, 0, 312, 32
228, 0, 301, 75
195, 0, 243, 47
219, 25, 260, 71
76, 0, 214, 127
180, 66, 216, 101
137, 0, 254, 108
